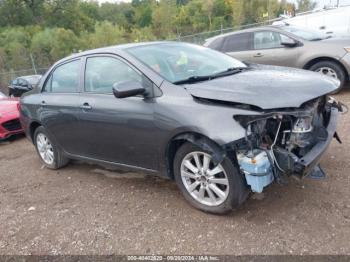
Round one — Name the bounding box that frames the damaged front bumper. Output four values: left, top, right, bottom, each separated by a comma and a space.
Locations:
225, 98, 345, 193
293, 106, 339, 178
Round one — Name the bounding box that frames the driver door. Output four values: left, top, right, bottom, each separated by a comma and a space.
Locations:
77, 55, 158, 170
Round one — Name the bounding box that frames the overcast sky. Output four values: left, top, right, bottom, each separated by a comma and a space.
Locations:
96, 0, 350, 7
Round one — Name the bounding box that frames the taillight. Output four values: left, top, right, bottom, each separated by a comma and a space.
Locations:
17, 103, 21, 111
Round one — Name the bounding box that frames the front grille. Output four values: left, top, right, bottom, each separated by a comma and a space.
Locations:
2, 119, 21, 131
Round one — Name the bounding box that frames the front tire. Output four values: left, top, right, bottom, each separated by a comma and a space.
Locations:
309, 61, 346, 92
173, 142, 248, 214
34, 126, 69, 169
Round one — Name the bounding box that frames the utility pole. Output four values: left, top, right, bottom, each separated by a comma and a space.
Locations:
30, 53, 37, 75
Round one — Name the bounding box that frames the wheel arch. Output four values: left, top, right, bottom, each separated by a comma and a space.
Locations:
303, 57, 348, 79
165, 132, 227, 180
29, 121, 42, 142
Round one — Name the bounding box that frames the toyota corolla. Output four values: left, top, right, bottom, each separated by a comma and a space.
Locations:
20, 42, 344, 214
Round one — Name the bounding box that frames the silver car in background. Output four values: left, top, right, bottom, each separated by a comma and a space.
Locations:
204, 25, 350, 90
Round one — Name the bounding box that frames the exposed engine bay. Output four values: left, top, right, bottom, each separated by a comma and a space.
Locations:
233, 96, 344, 193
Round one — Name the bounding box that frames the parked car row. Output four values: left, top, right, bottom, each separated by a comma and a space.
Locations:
204, 24, 350, 90
19, 42, 344, 214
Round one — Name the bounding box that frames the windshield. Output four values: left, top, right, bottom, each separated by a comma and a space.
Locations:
282, 26, 326, 41
126, 43, 246, 84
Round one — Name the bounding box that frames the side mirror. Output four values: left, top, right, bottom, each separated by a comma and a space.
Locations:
281, 38, 298, 47
112, 81, 146, 99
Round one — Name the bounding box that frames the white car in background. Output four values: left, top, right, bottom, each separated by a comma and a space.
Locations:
273, 5, 350, 37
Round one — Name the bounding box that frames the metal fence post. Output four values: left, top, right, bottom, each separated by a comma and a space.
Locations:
30, 53, 37, 75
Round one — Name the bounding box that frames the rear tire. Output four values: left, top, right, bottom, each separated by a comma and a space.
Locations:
34, 126, 69, 169
309, 61, 346, 92
173, 142, 248, 214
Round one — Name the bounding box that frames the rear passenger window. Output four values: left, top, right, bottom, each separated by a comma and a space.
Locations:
44, 59, 80, 93
221, 33, 252, 52
84, 56, 141, 93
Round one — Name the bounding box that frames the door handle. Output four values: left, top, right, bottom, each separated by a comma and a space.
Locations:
41, 101, 47, 106
80, 103, 92, 110
254, 53, 263, 57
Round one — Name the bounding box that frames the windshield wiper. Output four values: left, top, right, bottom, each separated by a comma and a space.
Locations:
173, 67, 248, 85
212, 67, 248, 78
173, 75, 212, 85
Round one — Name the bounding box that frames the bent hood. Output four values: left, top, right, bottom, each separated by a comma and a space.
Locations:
184, 65, 339, 110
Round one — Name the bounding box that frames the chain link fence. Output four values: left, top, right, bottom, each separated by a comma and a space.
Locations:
175, 17, 281, 44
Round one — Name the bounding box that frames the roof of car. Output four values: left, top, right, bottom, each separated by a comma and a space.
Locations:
58, 41, 179, 63
205, 25, 284, 42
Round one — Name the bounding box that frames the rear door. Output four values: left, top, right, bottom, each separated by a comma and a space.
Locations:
39, 59, 82, 154
251, 30, 301, 67
221, 32, 255, 62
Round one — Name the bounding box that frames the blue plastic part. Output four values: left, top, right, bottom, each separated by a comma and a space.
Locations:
238, 150, 274, 193
244, 172, 274, 193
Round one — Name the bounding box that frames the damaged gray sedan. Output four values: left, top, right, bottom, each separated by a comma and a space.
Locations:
20, 42, 345, 214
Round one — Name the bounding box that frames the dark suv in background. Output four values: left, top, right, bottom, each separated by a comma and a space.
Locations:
204, 25, 350, 90
8, 75, 41, 97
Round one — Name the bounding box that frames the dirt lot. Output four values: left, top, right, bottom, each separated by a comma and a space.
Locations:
0, 92, 350, 256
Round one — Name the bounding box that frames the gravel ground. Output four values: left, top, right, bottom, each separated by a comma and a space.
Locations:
0, 91, 349, 255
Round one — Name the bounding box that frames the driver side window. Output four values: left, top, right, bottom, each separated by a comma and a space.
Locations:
84, 56, 142, 93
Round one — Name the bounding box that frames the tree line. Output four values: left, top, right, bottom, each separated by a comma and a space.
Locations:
0, 0, 316, 74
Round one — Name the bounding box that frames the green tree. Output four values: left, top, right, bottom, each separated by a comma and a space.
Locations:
0, 0, 34, 26
43, 0, 94, 33
152, 0, 177, 38
31, 28, 80, 66
82, 22, 127, 49
99, 2, 135, 29
0, 28, 32, 70
130, 26, 156, 42
134, 1, 154, 28
225, 0, 244, 26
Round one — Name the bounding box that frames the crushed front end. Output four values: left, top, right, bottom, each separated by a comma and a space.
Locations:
230, 96, 345, 193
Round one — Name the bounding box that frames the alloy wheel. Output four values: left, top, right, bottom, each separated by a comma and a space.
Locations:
36, 133, 54, 165
180, 151, 229, 206
315, 67, 338, 79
